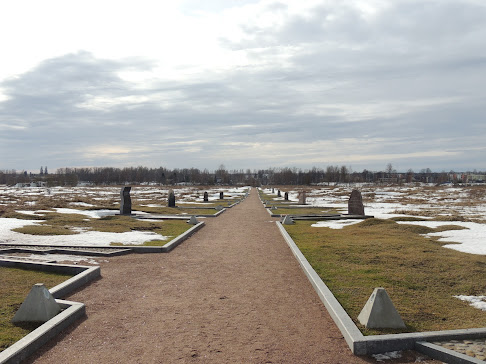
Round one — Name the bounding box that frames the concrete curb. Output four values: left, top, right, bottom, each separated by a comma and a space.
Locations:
0, 247, 131, 257
0, 300, 85, 364
0, 260, 100, 299
0, 261, 100, 364
276, 222, 364, 352
276, 222, 486, 360
415, 341, 486, 364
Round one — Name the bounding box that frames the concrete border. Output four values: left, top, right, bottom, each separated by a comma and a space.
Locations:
0, 300, 85, 364
415, 341, 486, 364
0, 260, 100, 364
276, 222, 486, 359
0, 260, 100, 299
0, 221, 205, 254
0, 247, 131, 257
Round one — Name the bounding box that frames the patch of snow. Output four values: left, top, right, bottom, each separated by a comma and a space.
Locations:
69, 202, 95, 207
454, 295, 486, 311
397, 221, 486, 255
0, 217, 168, 246
16, 210, 52, 215
54, 208, 119, 218
26, 254, 102, 265
311, 220, 362, 229
371, 351, 402, 362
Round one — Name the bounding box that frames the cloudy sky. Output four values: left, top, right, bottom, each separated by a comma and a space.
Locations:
1, 0, 485, 173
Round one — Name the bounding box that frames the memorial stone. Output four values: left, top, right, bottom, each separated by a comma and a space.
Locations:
203, 191, 209, 202
12, 284, 61, 323
298, 191, 307, 205
277, 190, 281, 197
168, 189, 176, 207
284, 192, 289, 201
120, 186, 132, 215
220, 191, 224, 200
348, 189, 364, 215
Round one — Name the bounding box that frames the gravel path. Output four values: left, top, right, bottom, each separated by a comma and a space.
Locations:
28, 188, 434, 363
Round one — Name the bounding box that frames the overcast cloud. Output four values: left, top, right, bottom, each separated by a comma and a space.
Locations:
0, 0, 485, 173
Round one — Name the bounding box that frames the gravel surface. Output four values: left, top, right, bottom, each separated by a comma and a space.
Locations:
27, 188, 436, 363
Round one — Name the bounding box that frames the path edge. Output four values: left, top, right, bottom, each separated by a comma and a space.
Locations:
0, 261, 100, 364
276, 221, 486, 360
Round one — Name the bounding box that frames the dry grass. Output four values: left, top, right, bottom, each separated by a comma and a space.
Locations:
285, 218, 486, 335
0, 267, 72, 352
8, 212, 193, 246
271, 207, 340, 215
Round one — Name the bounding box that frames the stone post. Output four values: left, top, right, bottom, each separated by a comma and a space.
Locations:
168, 189, 176, 207
120, 186, 132, 215
348, 189, 364, 215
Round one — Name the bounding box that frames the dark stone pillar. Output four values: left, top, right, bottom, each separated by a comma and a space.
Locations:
168, 189, 176, 207
348, 190, 364, 215
203, 191, 209, 202
120, 186, 132, 215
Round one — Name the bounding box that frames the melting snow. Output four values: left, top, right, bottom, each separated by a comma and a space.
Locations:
454, 295, 486, 311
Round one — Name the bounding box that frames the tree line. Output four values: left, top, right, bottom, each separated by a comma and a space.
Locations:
1, 164, 484, 186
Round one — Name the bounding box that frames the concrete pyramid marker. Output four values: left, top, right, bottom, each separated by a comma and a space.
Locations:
12, 283, 61, 323
282, 215, 294, 225
358, 287, 406, 329
187, 215, 199, 225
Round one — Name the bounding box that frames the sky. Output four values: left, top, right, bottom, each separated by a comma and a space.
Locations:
0, 0, 485, 173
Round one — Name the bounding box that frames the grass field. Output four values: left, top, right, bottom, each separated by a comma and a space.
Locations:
0, 267, 72, 352
285, 218, 486, 335
10, 213, 193, 246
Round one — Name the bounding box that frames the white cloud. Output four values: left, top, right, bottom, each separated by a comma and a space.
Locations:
0, 0, 485, 172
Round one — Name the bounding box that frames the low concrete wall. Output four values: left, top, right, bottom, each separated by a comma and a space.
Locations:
0, 300, 85, 364
0, 261, 100, 364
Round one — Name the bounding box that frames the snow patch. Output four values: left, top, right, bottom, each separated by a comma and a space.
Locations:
454, 295, 486, 311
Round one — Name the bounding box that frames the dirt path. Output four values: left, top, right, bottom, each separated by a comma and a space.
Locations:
28, 188, 430, 363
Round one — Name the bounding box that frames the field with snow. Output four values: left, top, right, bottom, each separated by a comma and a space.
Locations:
0, 185, 249, 249
264, 184, 486, 255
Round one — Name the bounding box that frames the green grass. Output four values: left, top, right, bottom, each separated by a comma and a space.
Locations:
0, 268, 72, 352
284, 218, 486, 335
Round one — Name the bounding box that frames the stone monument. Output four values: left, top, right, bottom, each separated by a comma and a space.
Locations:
348, 189, 364, 215
277, 190, 281, 197
187, 215, 199, 225
220, 191, 224, 200
358, 287, 406, 329
12, 284, 61, 323
298, 191, 306, 205
284, 192, 289, 201
282, 215, 294, 225
203, 191, 209, 202
120, 186, 132, 215
168, 189, 176, 207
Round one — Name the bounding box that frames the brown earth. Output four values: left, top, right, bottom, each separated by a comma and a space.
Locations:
28, 188, 437, 363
